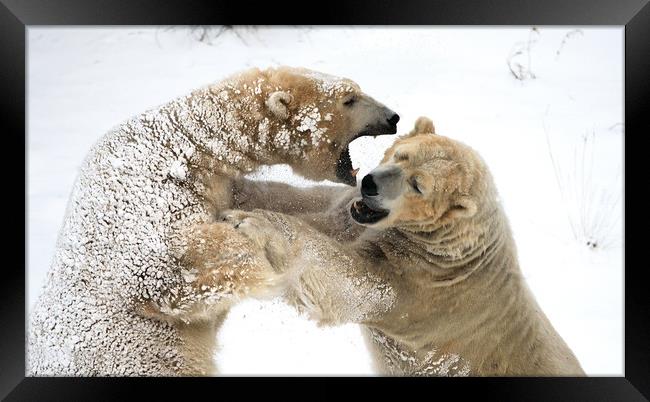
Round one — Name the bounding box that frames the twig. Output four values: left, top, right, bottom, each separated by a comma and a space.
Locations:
555, 29, 583, 60
507, 27, 539, 81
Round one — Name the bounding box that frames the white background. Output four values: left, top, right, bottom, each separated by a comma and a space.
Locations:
27, 27, 623, 375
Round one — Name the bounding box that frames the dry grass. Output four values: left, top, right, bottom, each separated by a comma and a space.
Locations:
544, 121, 622, 250
507, 27, 539, 81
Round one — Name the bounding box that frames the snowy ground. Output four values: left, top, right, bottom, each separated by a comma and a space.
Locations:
27, 27, 623, 375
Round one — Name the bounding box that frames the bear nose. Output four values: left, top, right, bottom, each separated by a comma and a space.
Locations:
361, 174, 378, 197
387, 113, 400, 126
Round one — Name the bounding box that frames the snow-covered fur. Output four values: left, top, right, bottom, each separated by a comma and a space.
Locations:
216, 118, 585, 376
27, 66, 397, 376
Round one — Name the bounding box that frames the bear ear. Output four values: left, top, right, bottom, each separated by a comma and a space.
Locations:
447, 196, 477, 219
406, 116, 436, 137
266, 91, 293, 120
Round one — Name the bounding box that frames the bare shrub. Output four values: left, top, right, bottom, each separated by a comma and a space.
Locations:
544, 121, 622, 250
159, 25, 260, 46
507, 27, 539, 81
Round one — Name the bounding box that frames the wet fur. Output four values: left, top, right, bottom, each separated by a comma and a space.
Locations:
28, 66, 394, 376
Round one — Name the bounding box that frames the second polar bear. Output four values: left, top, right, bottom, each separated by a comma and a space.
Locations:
211, 117, 585, 376
28, 66, 399, 376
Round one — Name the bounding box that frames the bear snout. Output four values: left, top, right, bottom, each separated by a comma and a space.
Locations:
387, 113, 400, 126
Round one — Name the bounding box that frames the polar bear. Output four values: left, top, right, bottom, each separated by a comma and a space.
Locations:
210, 117, 585, 376
28, 66, 399, 376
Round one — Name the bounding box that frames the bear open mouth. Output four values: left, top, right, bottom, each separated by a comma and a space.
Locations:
350, 198, 390, 224
336, 127, 397, 186
336, 146, 358, 186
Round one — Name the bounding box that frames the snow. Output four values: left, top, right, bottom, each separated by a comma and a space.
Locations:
368, 328, 471, 376
27, 26, 623, 375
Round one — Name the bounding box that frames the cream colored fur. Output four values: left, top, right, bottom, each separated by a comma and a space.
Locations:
28, 66, 396, 376
207, 117, 585, 376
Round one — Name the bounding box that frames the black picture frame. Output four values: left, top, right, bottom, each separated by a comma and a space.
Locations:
3, 0, 646, 400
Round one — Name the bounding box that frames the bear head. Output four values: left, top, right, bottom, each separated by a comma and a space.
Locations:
219, 66, 399, 186
350, 117, 496, 231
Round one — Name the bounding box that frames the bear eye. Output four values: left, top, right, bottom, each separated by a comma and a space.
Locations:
411, 178, 422, 194
343, 96, 357, 106
395, 153, 409, 162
